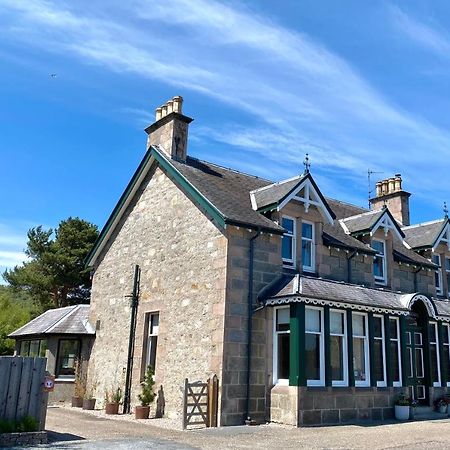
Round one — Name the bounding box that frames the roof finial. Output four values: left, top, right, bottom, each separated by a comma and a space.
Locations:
303, 153, 311, 174
444, 201, 448, 219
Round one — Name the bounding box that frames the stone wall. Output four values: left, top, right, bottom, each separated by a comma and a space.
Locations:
88, 166, 227, 419
220, 227, 281, 426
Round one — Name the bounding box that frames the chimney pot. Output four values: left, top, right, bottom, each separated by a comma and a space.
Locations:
388, 177, 395, 193
172, 96, 183, 114
376, 182, 382, 197
161, 104, 168, 118
155, 107, 162, 121
394, 174, 402, 191
166, 100, 174, 114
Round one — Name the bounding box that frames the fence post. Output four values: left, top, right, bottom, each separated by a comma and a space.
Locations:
210, 374, 218, 428
182, 378, 188, 430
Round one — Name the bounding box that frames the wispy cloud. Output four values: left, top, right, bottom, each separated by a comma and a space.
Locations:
389, 5, 450, 58
0, 222, 28, 283
1, 0, 450, 212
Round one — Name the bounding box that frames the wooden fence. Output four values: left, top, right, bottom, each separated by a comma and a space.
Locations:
0, 356, 48, 430
182, 375, 219, 429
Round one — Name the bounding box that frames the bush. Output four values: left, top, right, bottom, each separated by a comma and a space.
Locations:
138, 366, 155, 407
0, 416, 38, 433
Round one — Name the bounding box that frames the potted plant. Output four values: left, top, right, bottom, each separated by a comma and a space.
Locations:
83, 382, 98, 410
435, 398, 448, 414
72, 358, 85, 408
135, 366, 155, 419
105, 387, 122, 415
394, 393, 410, 421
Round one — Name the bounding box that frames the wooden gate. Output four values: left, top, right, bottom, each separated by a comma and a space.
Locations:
182, 375, 218, 429
0, 356, 48, 430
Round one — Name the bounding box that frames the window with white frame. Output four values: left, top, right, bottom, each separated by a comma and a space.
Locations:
433, 254, 443, 296
373, 315, 386, 387
389, 317, 402, 387
373, 240, 387, 284
301, 221, 315, 273
429, 321, 441, 387
273, 307, 290, 384
352, 313, 370, 387
443, 324, 450, 387
330, 310, 348, 386
305, 306, 325, 386
281, 216, 296, 267
143, 312, 159, 377
446, 258, 450, 297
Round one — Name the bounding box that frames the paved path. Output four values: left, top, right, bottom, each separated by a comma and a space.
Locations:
40, 406, 450, 449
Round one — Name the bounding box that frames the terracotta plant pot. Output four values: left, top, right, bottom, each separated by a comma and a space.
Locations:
105, 402, 120, 415
72, 396, 83, 408
135, 405, 150, 419
82, 398, 96, 410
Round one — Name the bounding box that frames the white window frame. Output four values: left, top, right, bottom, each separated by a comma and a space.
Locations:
145, 312, 159, 372
305, 306, 325, 387
444, 324, 450, 388
446, 257, 450, 298
281, 216, 296, 268
433, 253, 443, 296
429, 321, 441, 387
301, 220, 315, 273
330, 309, 348, 387
352, 312, 370, 387
273, 306, 290, 385
373, 239, 387, 285
389, 316, 402, 387
373, 314, 387, 388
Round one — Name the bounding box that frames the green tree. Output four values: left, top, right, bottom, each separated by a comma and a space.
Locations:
0, 286, 35, 355
3, 217, 98, 309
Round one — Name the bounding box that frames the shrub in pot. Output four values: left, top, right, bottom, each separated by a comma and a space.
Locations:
83, 382, 98, 410
72, 357, 86, 408
105, 387, 122, 415
394, 393, 410, 421
435, 398, 448, 414
135, 366, 155, 420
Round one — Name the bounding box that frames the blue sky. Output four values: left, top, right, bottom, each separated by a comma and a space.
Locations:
1, 0, 450, 275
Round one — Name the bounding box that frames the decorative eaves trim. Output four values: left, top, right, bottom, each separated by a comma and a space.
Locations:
432, 219, 450, 251
265, 295, 409, 316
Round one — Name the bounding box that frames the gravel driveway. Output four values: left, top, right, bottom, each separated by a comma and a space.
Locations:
36, 406, 450, 449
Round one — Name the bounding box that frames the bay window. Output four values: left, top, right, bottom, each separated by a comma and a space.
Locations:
389, 317, 402, 386
443, 324, 450, 387
352, 313, 370, 386
301, 221, 315, 272
429, 321, 441, 387
273, 307, 290, 384
282, 216, 296, 267
372, 315, 386, 387
433, 254, 443, 296
330, 310, 348, 386
305, 306, 324, 386
373, 240, 386, 285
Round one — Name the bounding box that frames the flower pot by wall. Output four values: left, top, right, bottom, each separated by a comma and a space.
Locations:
439, 405, 447, 414
105, 402, 120, 415
394, 405, 410, 421
135, 406, 150, 419
71, 397, 83, 408
82, 398, 96, 410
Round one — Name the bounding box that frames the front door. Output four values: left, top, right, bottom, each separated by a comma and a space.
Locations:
406, 317, 427, 404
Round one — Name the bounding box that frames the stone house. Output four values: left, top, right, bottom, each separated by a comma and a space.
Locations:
9, 305, 94, 403
85, 96, 450, 426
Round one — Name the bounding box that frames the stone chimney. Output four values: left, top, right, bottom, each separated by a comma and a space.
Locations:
144, 96, 193, 162
370, 174, 411, 226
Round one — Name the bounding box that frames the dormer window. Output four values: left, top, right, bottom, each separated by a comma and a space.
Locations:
373, 239, 387, 285
282, 216, 296, 267
302, 221, 315, 273
433, 254, 443, 296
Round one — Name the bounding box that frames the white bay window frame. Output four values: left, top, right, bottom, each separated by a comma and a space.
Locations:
273, 306, 290, 385
389, 316, 402, 387
373, 314, 387, 388
330, 309, 348, 387
429, 321, 441, 387
305, 306, 325, 387
352, 312, 370, 387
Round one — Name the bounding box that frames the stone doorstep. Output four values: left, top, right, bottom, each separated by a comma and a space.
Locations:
0, 431, 48, 447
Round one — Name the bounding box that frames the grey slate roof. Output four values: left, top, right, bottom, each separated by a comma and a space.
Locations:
340, 209, 385, 234
9, 305, 94, 338
402, 219, 447, 249
250, 176, 305, 210
262, 274, 409, 313
392, 240, 436, 269
170, 156, 284, 233
434, 300, 450, 317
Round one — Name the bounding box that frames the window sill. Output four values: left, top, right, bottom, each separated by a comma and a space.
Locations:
55, 378, 75, 383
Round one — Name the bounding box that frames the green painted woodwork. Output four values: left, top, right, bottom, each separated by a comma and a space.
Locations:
438, 322, 447, 386
368, 313, 376, 388
289, 303, 306, 386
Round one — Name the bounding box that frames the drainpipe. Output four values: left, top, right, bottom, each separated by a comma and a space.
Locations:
123, 264, 141, 414
346, 250, 357, 283
414, 266, 423, 292
245, 228, 262, 425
